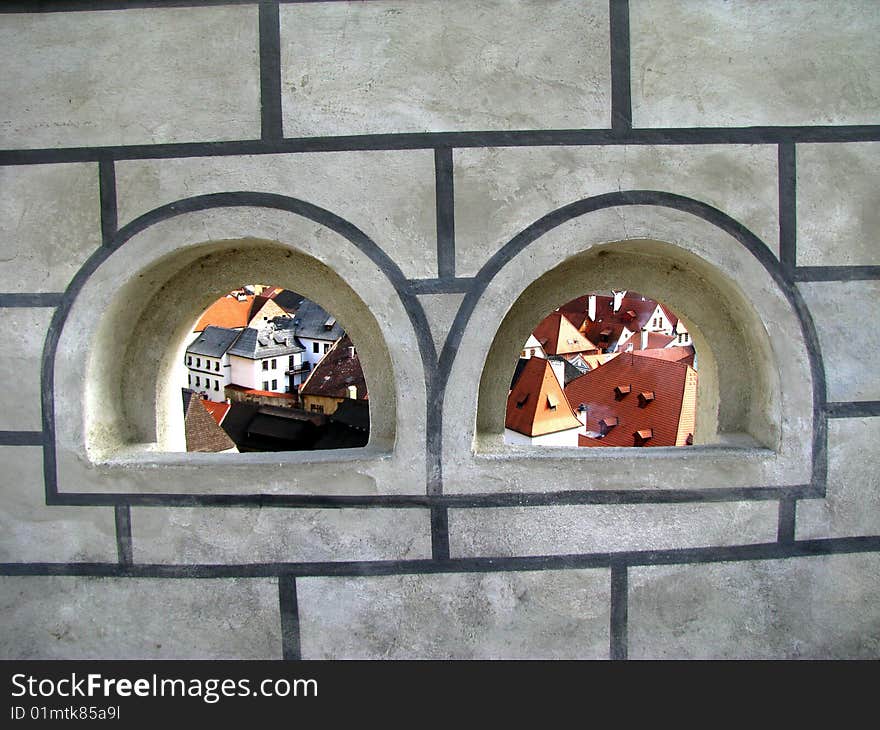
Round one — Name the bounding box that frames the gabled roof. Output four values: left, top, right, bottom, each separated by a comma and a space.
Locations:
632, 345, 696, 366
194, 294, 254, 331
186, 325, 242, 358
202, 400, 230, 425
564, 353, 697, 447
505, 357, 582, 437
293, 299, 345, 341
618, 330, 676, 352
531, 311, 598, 355
546, 355, 585, 387
227, 320, 304, 360
559, 292, 671, 352
300, 335, 368, 400
268, 289, 305, 314
181, 389, 237, 452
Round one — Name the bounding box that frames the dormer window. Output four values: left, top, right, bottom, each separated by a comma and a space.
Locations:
599, 416, 618, 436
546, 393, 558, 410
634, 429, 653, 446
516, 393, 529, 409
614, 384, 631, 399
638, 391, 655, 407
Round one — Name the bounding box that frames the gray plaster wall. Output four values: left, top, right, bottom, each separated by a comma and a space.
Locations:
0, 0, 878, 660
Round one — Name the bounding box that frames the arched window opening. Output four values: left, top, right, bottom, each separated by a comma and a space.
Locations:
180, 284, 370, 453
505, 290, 697, 448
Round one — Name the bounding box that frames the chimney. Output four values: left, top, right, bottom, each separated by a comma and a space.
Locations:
612, 290, 625, 312
641, 327, 648, 350
347, 385, 358, 399
588, 294, 597, 322
577, 403, 588, 427
548, 358, 566, 389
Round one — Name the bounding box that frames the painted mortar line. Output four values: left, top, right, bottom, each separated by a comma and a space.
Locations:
825, 401, 880, 418
46, 483, 820, 509
434, 147, 456, 279
0, 294, 63, 308
3, 127, 880, 167
408, 278, 475, 295
609, 0, 632, 133
114, 505, 133, 566
278, 576, 302, 661
2, 536, 879, 579
430, 506, 450, 561
794, 266, 880, 282
778, 142, 796, 275
259, 0, 283, 142
98, 158, 118, 247
609, 562, 628, 660
776, 497, 797, 544
0, 431, 45, 446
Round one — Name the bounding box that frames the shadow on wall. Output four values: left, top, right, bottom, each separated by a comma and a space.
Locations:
180, 284, 370, 453
506, 290, 697, 449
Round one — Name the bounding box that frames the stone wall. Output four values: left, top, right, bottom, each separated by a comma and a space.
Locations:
0, 0, 877, 659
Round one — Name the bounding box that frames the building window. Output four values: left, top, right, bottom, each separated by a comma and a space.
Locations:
196, 357, 201, 368
271, 359, 276, 369
262, 360, 269, 370
214, 380, 219, 391
262, 381, 269, 391
187, 374, 191, 385
310, 404, 324, 414
187, 356, 192, 365
324, 343, 330, 353
195, 376, 200, 387
271, 379, 277, 390
313, 342, 319, 354
214, 362, 219, 371
289, 356, 295, 368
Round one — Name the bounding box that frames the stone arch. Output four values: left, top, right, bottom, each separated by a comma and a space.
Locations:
48, 196, 428, 497
441, 194, 820, 495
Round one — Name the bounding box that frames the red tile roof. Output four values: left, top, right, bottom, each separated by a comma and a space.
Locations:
202, 400, 230, 425
531, 311, 598, 355
618, 331, 676, 352
632, 345, 696, 366
558, 292, 679, 352
184, 394, 237, 452
225, 384, 297, 399
505, 357, 582, 437
194, 295, 255, 331
299, 335, 368, 400
564, 352, 698, 447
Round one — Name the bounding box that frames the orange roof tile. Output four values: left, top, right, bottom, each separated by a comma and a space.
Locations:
195, 295, 255, 331
564, 353, 697, 447
506, 357, 582, 437
531, 311, 598, 356
632, 345, 696, 366
618, 330, 676, 352
202, 400, 230, 425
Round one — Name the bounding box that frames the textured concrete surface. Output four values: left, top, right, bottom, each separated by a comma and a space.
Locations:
799, 280, 880, 402
0, 447, 116, 563
629, 553, 880, 659
132, 507, 432, 564
796, 143, 880, 266
280, 0, 611, 135
0, 163, 101, 293
417, 292, 466, 354
630, 0, 880, 127
116, 151, 439, 279
0, 308, 52, 433
449, 502, 779, 558
0, 577, 281, 659
0, 0, 878, 661
454, 144, 780, 277
444, 209, 813, 493
0, 7, 260, 148
797, 418, 880, 540
297, 570, 611, 659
